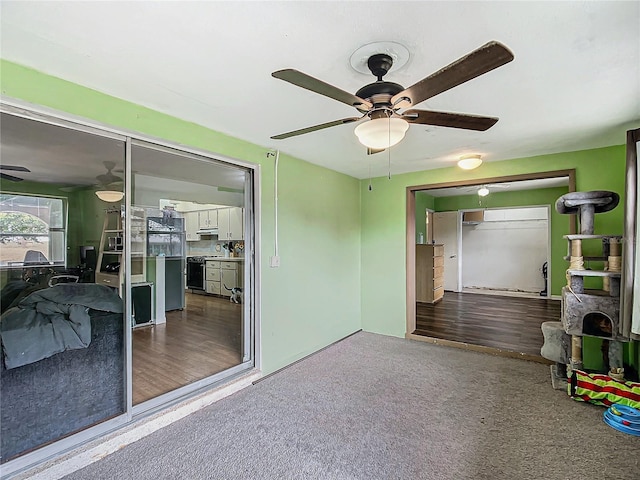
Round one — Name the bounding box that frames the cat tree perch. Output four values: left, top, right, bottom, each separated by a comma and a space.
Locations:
555, 191, 619, 235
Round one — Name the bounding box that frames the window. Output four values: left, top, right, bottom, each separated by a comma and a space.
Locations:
0, 194, 66, 267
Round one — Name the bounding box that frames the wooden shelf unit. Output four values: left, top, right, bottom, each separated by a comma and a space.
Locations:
96, 207, 147, 289
416, 244, 445, 304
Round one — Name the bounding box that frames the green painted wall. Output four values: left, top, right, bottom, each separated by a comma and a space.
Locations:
414, 191, 434, 243
1, 60, 362, 375
360, 146, 627, 370
433, 186, 569, 296
1, 59, 633, 375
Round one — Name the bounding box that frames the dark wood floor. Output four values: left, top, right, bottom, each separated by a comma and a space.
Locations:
414, 292, 561, 357
132, 292, 243, 405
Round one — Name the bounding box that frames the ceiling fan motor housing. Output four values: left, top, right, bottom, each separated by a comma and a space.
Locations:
367, 53, 393, 79
355, 53, 405, 112
356, 81, 404, 104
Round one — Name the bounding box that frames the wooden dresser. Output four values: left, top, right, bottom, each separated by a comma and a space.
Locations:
416, 244, 444, 303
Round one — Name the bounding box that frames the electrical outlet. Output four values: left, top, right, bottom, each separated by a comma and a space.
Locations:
270, 255, 280, 268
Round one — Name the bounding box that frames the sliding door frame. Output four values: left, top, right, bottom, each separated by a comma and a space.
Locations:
0, 97, 261, 476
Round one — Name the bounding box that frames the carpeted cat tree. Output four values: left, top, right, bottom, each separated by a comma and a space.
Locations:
541, 191, 640, 408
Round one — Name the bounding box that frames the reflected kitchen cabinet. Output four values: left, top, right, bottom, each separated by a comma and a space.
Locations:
185, 211, 200, 241
198, 209, 218, 230
218, 207, 244, 240
205, 259, 242, 297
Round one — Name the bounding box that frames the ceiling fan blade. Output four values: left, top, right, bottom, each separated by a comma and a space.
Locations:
0, 165, 31, 172
96, 174, 123, 184
367, 148, 385, 155
271, 117, 361, 140
272, 69, 372, 110
1, 172, 24, 182
391, 41, 514, 108
404, 109, 498, 131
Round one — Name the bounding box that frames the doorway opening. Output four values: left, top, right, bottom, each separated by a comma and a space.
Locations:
406, 170, 576, 359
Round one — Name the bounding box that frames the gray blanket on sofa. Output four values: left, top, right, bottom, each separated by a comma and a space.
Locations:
0, 283, 123, 369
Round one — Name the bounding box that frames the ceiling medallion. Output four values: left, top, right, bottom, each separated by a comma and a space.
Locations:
349, 41, 410, 75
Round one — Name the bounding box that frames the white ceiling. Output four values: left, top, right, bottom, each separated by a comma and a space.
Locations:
1, 1, 639, 179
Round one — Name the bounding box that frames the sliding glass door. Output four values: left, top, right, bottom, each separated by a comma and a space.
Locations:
129, 140, 254, 409
0, 104, 257, 474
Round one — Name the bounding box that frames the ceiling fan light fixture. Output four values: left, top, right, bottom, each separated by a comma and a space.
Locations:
354, 117, 409, 149
477, 186, 490, 197
458, 154, 483, 170
95, 190, 124, 202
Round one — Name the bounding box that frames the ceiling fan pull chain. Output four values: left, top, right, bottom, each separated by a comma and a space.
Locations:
368, 162, 373, 191
388, 119, 392, 180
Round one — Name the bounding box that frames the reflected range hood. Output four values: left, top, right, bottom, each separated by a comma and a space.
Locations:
196, 227, 219, 236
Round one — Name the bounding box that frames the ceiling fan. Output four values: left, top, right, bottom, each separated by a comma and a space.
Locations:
1, 165, 31, 182
94, 161, 124, 202
96, 161, 123, 186
458, 182, 512, 196
58, 161, 123, 196
271, 41, 514, 152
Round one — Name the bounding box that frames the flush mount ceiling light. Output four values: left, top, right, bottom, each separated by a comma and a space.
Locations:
95, 190, 124, 202
477, 186, 490, 197
458, 154, 483, 170
354, 116, 409, 149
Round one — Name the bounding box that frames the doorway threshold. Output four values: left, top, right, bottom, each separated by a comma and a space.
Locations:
461, 287, 547, 300
406, 332, 552, 364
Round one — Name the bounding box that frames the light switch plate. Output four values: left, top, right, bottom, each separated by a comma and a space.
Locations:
270, 255, 280, 268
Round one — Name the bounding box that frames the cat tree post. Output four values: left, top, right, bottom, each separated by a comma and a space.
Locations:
568, 238, 584, 370
571, 336, 583, 370
569, 239, 584, 269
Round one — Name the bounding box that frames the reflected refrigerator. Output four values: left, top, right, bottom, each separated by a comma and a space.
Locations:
146, 213, 185, 311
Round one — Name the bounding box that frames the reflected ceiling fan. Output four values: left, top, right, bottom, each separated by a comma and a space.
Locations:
271, 41, 514, 152
458, 182, 512, 196
1, 165, 31, 182
96, 161, 123, 186
94, 161, 124, 202
59, 161, 123, 196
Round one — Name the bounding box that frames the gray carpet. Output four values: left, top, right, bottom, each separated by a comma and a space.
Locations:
64, 332, 639, 479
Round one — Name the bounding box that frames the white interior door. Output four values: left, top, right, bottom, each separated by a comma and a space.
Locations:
433, 211, 460, 292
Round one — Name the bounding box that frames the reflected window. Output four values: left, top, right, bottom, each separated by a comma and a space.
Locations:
0, 194, 66, 267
